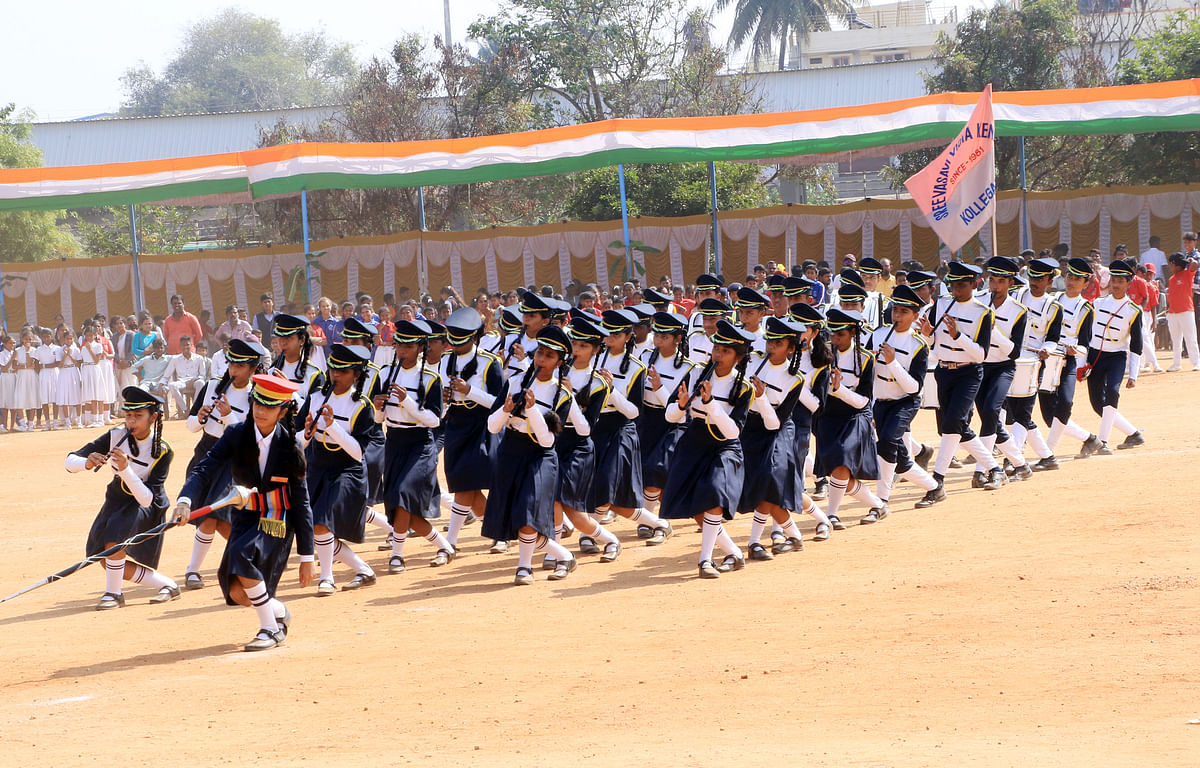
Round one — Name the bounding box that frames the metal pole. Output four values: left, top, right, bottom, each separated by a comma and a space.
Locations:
443, 0, 452, 46
418, 186, 427, 294
301, 190, 314, 305
1019, 136, 1030, 251
0, 262, 8, 333
617, 164, 633, 281
128, 204, 145, 315
708, 161, 722, 276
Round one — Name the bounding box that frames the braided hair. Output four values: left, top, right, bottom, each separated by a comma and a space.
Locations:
786, 337, 803, 377
216, 357, 267, 399
150, 402, 165, 459
730, 345, 751, 398
288, 330, 314, 383
619, 334, 634, 375
676, 332, 689, 368
543, 353, 570, 434
810, 329, 834, 369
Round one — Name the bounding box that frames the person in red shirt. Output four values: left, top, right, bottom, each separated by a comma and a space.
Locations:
1129, 265, 1162, 372
1165, 252, 1200, 371
162, 295, 203, 355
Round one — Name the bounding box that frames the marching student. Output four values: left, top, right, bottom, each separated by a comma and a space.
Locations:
764, 274, 789, 318
918, 262, 1006, 506
687, 273, 726, 334
441, 308, 505, 553
373, 319, 454, 572
734, 286, 770, 354
593, 309, 671, 538
868, 286, 942, 516
556, 316, 623, 561
182, 339, 266, 589
783, 275, 816, 308
34, 327, 60, 430
1083, 259, 1146, 452
635, 312, 695, 543
1007, 256, 1063, 471
66, 386, 178, 610
174, 375, 314, 652
269, 313, 325, 400
785, 301, 836, 539
483, 325, 579, 585
491, 305, 523, 362
339, 318, 395, 543
627, 303, 656, 360
858, 257, 891, 330
1041, 258, 1104, 459
660, 320, 755, 578
810, 308, 887, 528
56, 328, 83, 429
686, 297, 731, 365
299, 344, 378, 594
739, 316, 812, 559
971, 256, 1033, 484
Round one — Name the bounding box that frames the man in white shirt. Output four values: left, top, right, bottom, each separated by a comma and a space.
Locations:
1140, 235, 1167, 278
162, 335, 207, 418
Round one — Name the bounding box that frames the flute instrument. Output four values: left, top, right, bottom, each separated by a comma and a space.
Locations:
682, 359, 717, 412
92, 429, 131, 472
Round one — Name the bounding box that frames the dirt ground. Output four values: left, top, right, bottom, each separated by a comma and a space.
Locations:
1, 352, 1198, 767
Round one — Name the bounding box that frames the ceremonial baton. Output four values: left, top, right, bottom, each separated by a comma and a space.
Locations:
0, 485, 253, 605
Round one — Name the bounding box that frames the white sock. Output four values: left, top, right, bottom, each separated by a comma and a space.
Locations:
131, 564, 176, 590
187, 530, 214, 573
517, 532, 537, 570
961, 436, 999, 471
269, 598, 287, 621
630, 507, 665, 529
825, 476, 849, 519
805, 452, 815, 478
996, 437, 1027, 467
391, 526, 408, 557
716, 523, 742, 557
534, 535, 574, 562
423, 527, 453, 553
749, 512, 769, 545
447, 503, 471, 547
904, 431, 922, 457
244, 581, 279, 633
801, 496, 831, 526
1009, 422, 1028, 450
333, 540, 374, 576
974, 433, 998, 473
315, 532, 336, 582
105, 557, 124, 595
934, 433, 961, 477
770, 521, 784, 535
1099, 406, 1116, 443
876, 458, 896, 503
584, 519, 619, 546
899, 465, 939, 491
1026, 426, 1052, 459
848, 478, 883, 508
1112, 409, 1136, 437
1047, 420, 1066, 452
366, 508, 393, 534
643, 488, 662, 513
781, 516, 804, 542
699, 512, 723, 563
1064, 419, 1090, 441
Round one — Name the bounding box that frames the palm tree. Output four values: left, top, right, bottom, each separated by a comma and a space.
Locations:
715, 0, 861, 71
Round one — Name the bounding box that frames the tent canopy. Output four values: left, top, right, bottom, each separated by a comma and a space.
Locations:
1, 79, 1197, 212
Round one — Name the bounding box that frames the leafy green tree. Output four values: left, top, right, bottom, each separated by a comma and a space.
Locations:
67, 206, 196, 256
565, 162, 769, 220
715, 0, 859, 71
0, 104, 77, 262
120, 9, 358, 116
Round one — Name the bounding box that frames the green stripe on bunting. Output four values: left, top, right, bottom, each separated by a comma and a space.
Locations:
0, 178, 248, 212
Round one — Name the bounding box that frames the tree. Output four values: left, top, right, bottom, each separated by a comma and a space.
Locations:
1115, 12, 1200, 184
0, 104, 77, 262
67, 206, 196, 257
715, 0, 859, 72
120, 9, 358, 116
565, 162, 769, 220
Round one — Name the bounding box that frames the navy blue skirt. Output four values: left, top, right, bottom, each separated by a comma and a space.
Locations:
591, 414, 644, 509
638, 406, 684, 490
218, 513, 294, 604
792, 408, 813, 488
442, 407, 496, 492
555, 430, 595, 513
738, 416, 801, 513
86, 482, 169, 567
307, 458, 368, 543
814, 403, 879, 480
660, 420, 744, 521
186, 433, 234, 524
383, 427, 440, 518
364, 424, 386, 506
482, 431, 559, 540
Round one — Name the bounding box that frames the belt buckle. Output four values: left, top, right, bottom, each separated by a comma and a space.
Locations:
940, 362, 959, 370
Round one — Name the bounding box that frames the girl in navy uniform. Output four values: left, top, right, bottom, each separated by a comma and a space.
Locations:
867, 286, 942, 514
182, 338, 265, 590
373, 320, 454, 572
1041, 258, 1103, 459
811, 308, 886, 527
635, 312, 694, 543
66, 386, 178, 610
628, 303, 656, 360
299, 344, 378, 595
269, 313, 325, 401
483, 325, 579, 585
734, 286, 769, 354
1007, 257, 1063, 471
786, 302, 836, 540
739, 317, 811, 559
1084, 259, 1145, 453
660, 320, 756, 579
440, 308, 505, 552
593, 310, 671, 536
556, 317, 623, 562
686, 298, 730, 365
340, 318, 397, 547
174, 375, 314, 652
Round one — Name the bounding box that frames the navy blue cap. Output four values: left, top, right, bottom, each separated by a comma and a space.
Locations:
341, 317, 377, 340
712, 319, 756, 347
946, 262, 982, 282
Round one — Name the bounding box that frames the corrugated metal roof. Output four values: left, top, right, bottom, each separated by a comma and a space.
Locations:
27, 59, 932, 168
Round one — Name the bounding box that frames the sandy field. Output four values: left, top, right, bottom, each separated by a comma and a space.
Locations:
1, 352, 1197, 767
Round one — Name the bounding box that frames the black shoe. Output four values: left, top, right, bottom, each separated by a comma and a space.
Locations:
541, 556, 557, 571
1012, 463, 1034, 481
149, 585, 181, 604
914, 444, 932, 472
773, 536, 802, 554
829, 515, 846, 531
429, 548, 455, 568
636, 524, 653, 539
578, 536, 600, 555
811, 479, 828, 500
1118, 431, 1145, 450
861, 505, 890, 524
646, 522, 673, 546
1032, 456, 1060, 472
378, 533, 395, 551
547, 557, 578, 581
748, 542, 774, 561
698, 560, 721, 579
1003, 459, 1016, 477
184, 571, 204, 590
341, 572, 377, 590
717, 554, 746, 573
982, 467, 1006, 490
559, 523, 574, 541
1077, 434, 1102, 458
812, 523, 831, 541
1096, 442, 1114, 456
971, 471, 986, 489
914, 483, 946, 508
770, 530, 786, 546
95, 592, 125, 611
243, 628, 285, 652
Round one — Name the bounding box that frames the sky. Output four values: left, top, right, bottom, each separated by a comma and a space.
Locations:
4, 0, 985, 123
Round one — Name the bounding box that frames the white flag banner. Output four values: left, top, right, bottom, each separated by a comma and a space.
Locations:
905, 85, 996, 253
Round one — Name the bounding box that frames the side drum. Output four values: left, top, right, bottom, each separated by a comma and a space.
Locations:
921, 367, 938, 409
1038, 351, 1065, 392
1008, 358, 1039, 398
